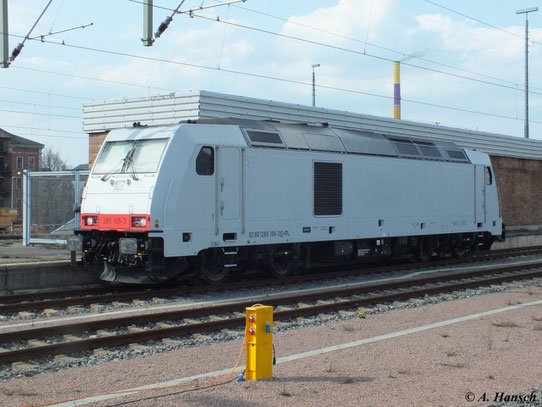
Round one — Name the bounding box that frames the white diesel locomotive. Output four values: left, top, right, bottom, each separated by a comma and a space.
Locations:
69, 118, 504, 283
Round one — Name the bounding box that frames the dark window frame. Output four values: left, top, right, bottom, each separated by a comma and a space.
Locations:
246, 130, 282, 144
242, 128, 285, 147
485, 167, 493, 185
196, 146, 215, 176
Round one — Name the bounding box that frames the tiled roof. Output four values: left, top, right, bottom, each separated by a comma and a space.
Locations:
12, 135, 44, 148
0, 128, 44, 148
0, 128, 17, 138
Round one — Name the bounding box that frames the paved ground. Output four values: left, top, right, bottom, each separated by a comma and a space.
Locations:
0, 239, 72, 264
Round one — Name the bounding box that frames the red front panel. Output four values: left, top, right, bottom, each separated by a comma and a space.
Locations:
80, 214, 150, 231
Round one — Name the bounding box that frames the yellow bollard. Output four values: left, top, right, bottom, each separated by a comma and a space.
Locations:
245, 304, 273, 380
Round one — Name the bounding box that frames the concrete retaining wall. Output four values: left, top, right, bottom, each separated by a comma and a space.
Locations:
0, 262, 102, 292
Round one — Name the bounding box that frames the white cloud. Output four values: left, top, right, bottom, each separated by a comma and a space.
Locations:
163, 21, 253, 67
282, 0, 393, 42
98, 21, 253, 91
415, 14, 535, 60
6, 3, 43, 35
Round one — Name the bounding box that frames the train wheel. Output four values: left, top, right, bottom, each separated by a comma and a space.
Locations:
199, 249, 232, 284
452, 242, 467, 258
416, 238, 434, 262
267, 246, 296, 279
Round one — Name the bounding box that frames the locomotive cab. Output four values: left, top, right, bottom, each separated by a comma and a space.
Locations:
69, 127, 175, 283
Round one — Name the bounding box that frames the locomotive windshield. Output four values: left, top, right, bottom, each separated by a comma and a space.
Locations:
93, 138, 169, 176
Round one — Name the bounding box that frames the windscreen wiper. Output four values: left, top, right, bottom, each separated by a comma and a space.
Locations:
121, 142, 139, 181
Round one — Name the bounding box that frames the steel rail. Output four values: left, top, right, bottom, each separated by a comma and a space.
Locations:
1, 246, 541, 314
0, 262, 541, 364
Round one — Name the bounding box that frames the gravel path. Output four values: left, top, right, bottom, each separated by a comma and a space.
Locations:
2, 280, 541, 406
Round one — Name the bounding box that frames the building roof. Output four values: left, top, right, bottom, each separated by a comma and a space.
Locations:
83, 90, 542, 161
0, 128, 44, 148
0, 128, 17, 138
72, 163, 89, 171
12, 135, 44, 148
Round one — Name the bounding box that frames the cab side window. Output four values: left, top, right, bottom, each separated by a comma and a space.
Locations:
485, 167, 493, 185
196, 146, 214, 175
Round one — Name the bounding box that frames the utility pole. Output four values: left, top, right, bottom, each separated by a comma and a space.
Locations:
142, 0, 153, 46
1, 0, 8, 68
516, 7, 538, 139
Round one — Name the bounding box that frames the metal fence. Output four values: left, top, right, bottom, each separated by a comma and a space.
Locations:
22, 170, 90, 246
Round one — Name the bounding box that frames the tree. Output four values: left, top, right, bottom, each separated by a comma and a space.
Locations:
31, 148, 74, 236
41, 148, 69, 171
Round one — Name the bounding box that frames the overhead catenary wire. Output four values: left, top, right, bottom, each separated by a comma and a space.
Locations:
363, 0, 374, 54
49, 0, 65, 32
131, 0, 541, 95
3, 1, 541, 132
12, 65, 179, 93
423, 0, 539, 45
0, 3, 535, 104
131, 0, 538, 93
2, 2, 538, 97
7, 131, 87, 140
191, 13, 542, 96
0, 98, 82, 111
207, 0, 538, 91
4, 32, 542, 127
0, 84, 90, 100
0, 108, 82, 120
2, 124, 85, 135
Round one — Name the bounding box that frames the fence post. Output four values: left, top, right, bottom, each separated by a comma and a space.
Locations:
22, 170, 30, 246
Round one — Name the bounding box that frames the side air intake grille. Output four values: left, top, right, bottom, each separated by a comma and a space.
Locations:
314, 162, 343, 216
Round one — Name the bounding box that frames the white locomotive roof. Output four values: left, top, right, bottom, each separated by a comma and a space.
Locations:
83, 90, 542, 161
202, 118, 470, 163
105, 125, 178, 141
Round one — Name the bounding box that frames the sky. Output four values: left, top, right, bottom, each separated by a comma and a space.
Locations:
1, 0, 542, 167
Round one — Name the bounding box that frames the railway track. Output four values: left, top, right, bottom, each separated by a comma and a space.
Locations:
1, 246, 541, 315
1, 257, 541, 366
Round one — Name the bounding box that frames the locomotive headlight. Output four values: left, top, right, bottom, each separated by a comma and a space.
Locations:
85, 216, 98, 226
131, 216, 148, 228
